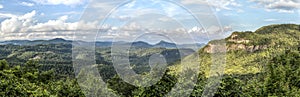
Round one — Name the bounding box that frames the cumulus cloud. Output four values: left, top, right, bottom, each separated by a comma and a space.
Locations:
32, 0, 86, 6
0, 4, 3, 9
20, 2, 35, 7
29, 15, 76, 32
188, 26, 204, 34
1, 10, 36, 33
0, 10, 100, 33
250, 0, 300, 13
0, 10, 100, 40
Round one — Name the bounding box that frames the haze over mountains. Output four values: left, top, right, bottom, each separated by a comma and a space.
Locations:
0, 38, 205, 49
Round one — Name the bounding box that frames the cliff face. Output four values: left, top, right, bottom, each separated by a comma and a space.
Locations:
226, 33, 268, 52
204, 43, 268, 53
204, 33, 269, 53
203, 43, 227, 53
229, 44, 268, 52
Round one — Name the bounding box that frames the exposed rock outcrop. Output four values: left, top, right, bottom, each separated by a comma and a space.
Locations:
203, 32, 269, 53
226, 44, 268, 52
203, 43, 226, 53
203, 43, 268, 53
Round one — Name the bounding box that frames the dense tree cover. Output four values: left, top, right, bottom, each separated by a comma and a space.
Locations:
2, 49, 300, 97
169, 24, 300, 96
0, 59, 84, 96
0, 43, 186, 77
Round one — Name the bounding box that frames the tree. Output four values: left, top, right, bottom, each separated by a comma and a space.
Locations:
0, 60, 9, 70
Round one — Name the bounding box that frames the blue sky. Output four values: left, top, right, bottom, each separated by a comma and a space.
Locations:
0, 0, 299, 44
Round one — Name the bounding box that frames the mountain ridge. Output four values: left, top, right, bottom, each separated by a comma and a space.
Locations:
0, 38, 205, 49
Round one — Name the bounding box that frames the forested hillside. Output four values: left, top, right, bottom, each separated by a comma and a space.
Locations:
169, 24, 300, 96
1, 24, 300, 96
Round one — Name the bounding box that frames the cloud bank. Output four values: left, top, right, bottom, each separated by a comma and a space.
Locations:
0, 10, 231, 43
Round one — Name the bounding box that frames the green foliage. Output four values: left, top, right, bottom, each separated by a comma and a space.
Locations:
169, 24, 300, 96
255, 24, 300, 34
0, 60, 84, 96
263, 50, 300, 96
0, 59, 8, 70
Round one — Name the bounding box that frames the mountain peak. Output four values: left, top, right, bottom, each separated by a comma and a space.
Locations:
155, 40, 176, 48
157, 40, 172, 44
51, 38, 66, 41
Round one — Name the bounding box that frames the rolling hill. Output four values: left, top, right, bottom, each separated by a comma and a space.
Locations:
170, 24, 300, 76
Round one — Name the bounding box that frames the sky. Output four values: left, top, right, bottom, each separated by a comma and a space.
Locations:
0, 0, 299, 44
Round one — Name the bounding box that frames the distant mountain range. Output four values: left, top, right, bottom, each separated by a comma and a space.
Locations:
0, 38, 72, 45
0, 38, 205, 49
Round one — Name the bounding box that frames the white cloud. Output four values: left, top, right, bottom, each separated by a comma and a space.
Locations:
158, 17, 172, 22
181, 0, 241, 11
188, 26, 204, 34
0, 4, 3, 9
109, 15, 132, 21
264, 18, 279, 22
90, 1, 115, 8
40, 13, 45, 16
181, 0, 203, 5
207, 25, 232, 34
32, 0, 86, 6
54, 11, 82, 16
187, 25, 232, 34
0, 10, 101, 40
250, 0, 300, 13
0, 13, 17, 18
28, 15, 101, 32
29, 15, 73, 32
1, 10, 36, 33
0, 7, 231, 43
20, 2, 35, 7
237, 9, 245, 13
121, 22, 141, 31
0, 10, 100, 33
